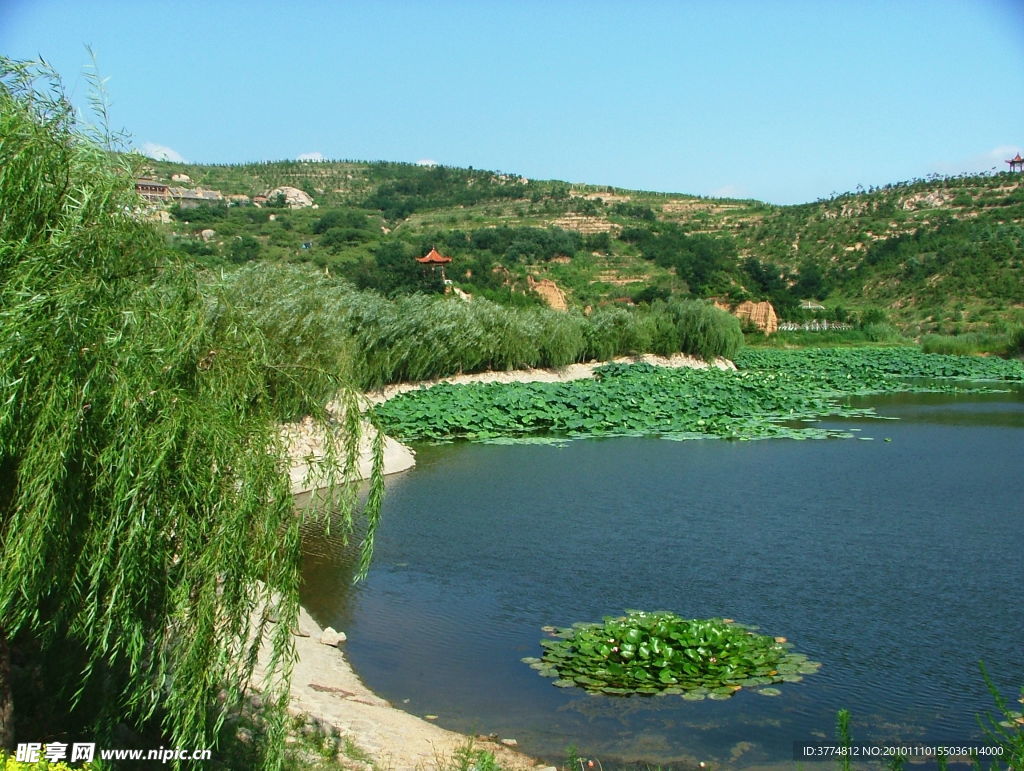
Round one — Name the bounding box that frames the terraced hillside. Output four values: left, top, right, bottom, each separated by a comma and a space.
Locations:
143, 157, 1023, 334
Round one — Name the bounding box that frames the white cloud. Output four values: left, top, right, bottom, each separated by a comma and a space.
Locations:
930, 144, 1023, 176
297, 151, 325, 162
416, 158, 438, 166
709, 183, 746, 199
139, 142, 187, 163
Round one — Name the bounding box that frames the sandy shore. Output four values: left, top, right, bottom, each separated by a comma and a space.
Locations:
256, 607, 545, 771
284, 417, 417, 495
276, 353, 733, 768
286, 352, 733, 494
361, 352, 735, 407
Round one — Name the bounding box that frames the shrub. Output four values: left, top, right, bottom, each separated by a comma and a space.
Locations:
216, 265, 741, 391
666, 299, 744, 361
1008, 326, 1024, 358
921, 333, 994, 356
863, 322, 902, 343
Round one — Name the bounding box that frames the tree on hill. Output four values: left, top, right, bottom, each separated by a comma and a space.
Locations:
312, 209, 370, 234
170, 201, 227, 224
0, 58, 382, 765
353, 239, 444, 295
791, 259, 831, 301
227, 233, 262, 262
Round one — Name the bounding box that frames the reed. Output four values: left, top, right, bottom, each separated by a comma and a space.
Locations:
663, 299, 744, 361
215, 265, 741, 389
920, 331, 1020, 357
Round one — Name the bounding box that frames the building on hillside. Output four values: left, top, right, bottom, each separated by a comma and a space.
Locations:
169, 189, 207, 209
1006, 153, 1024, 172
416, 247, 453, 283
135, 178, 170, 202
170, 187, 224, 209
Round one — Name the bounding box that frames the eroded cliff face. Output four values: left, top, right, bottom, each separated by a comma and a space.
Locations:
715, 300, 779, 334
489, 266, 569, 311
527, 275, 568, 311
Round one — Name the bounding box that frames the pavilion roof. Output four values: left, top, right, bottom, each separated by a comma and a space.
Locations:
1006, 154, 1024, 163
416, 247, 452, 264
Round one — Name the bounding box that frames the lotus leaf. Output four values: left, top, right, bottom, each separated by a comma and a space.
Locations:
528, 610, 820, 699
374, 349, 1023, 444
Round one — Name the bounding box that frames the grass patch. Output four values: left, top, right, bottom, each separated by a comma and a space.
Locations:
746, 329, 911, 348
437, 740, 504, 771
921, 329, 1024, 357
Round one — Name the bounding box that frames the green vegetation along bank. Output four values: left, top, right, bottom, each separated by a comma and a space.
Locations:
372, 347, 1024, 442
5, 54, 1023, 771
215, 264, 743, 390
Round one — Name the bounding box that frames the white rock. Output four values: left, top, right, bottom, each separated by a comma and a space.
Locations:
264, 185, 314, 208
319, 626, 347, 646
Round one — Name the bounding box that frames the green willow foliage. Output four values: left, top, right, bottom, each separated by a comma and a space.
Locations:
216, 265, 742, 390
0, 59, 381, 764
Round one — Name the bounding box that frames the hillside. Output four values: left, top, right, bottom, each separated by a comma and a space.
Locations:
140, 158, 1024, 335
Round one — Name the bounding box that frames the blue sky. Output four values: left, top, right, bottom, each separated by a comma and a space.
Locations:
3, 0, 1022, 204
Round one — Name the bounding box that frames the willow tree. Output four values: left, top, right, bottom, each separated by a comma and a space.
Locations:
0, 59, 382, 764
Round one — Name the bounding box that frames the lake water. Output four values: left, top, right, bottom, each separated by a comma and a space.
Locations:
300, 387, 1024, 768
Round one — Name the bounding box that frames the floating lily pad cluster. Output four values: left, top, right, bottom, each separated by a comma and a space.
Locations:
523, 611, 821, 700
372, 347, 1024, 444
735, 346, 1024, 383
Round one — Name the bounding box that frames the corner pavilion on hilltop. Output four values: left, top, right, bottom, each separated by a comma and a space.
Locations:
416, 247, 452, 282
1006, 153, 1024, 172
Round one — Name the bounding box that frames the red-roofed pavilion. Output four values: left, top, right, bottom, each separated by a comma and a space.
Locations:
416, 247, 452, 264
415, 247, 452, 282
1006, 153, 1024, 172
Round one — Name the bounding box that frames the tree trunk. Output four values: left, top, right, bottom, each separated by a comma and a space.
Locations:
0, 633, 14, 749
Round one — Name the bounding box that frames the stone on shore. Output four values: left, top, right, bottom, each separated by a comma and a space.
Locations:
319, 626, 347, 647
